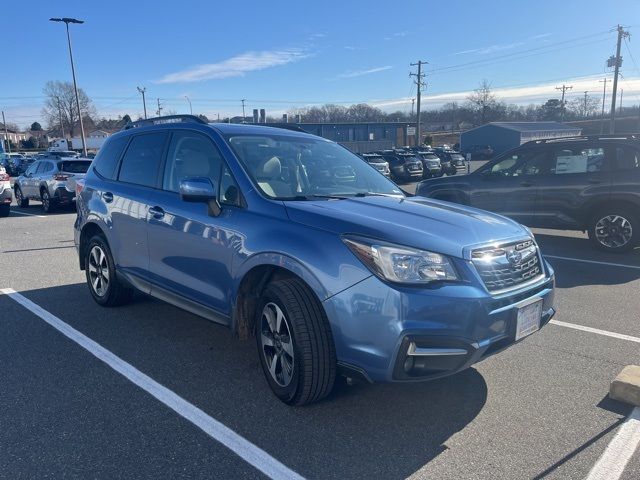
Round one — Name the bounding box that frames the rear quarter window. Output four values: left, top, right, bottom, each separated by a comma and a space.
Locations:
59, 161, 92, 174
93, 135, 130, 179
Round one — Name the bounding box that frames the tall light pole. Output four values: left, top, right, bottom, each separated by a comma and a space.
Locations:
137, 87, 147, 119
2, 111, 11, 153
50, 17, 87, 156
185, 96, 193, 115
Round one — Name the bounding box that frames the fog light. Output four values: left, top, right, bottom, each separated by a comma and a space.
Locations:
403, 356, 414, 372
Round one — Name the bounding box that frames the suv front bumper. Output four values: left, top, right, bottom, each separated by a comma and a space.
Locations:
323, 263, 555, 383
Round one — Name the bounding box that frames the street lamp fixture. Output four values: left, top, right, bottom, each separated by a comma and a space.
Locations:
50, 17, 87, 156
185, 96, 193, 115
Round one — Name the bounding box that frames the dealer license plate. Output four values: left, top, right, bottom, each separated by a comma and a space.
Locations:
515, 298, 543, 341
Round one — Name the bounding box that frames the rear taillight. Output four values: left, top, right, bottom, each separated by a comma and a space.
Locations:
53, 173, 69, 181
75, 179, 85, 196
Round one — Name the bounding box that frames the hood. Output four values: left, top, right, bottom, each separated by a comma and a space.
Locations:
284, 195, 528, 258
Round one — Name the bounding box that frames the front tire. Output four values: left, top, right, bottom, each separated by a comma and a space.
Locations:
256, 278, 336, 406
14, 185, 29, 208
588, 207, 638, 253
85, 234, 134, 306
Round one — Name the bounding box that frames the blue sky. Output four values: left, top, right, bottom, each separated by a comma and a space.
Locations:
2, 0, 639, 128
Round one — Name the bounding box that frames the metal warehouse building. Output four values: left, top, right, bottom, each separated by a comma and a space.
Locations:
460, 122, 582, 156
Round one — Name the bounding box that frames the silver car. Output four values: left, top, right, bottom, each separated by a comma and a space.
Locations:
0, 165, 12, 217
13, 158, 92, 213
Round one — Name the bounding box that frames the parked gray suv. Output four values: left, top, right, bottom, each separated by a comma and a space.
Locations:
14, 158, 92, 212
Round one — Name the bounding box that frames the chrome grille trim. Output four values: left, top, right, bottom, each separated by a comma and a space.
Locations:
471, 238, 545, 294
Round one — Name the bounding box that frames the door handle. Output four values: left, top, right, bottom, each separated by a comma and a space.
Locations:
102, 192, 113, 203
148, 206, 165, 219
519, 181, 533, 187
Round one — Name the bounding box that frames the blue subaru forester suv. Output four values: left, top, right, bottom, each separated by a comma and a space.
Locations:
74, 115, 555, 405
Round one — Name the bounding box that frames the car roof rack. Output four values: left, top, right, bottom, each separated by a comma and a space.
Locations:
528, 134, 639, 144
122, 114, 207, 130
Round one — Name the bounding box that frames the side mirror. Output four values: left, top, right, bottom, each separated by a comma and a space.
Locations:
179, 177, 221, 217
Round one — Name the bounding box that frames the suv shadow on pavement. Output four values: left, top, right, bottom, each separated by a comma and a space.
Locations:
14, 283, 489, 479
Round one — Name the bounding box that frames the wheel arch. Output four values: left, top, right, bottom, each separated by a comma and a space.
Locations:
581, 197, 640, 227
231, 255, 329, 340
78, 221, 108, 270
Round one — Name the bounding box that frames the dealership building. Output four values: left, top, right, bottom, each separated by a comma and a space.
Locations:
460, 122, 582, 155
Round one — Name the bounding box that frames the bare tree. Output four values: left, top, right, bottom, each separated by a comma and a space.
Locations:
466, 79, 498, 124
42, 81, 96, 137
567, 95, 599, 119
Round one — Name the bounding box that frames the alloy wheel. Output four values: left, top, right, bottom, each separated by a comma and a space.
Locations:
260, 302, 295, 387
595, 215, 633, 249
42, 191, 49, 210
88, 245, 110, 297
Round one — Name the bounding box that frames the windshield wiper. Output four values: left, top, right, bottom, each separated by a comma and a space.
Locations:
285, 194, 349, 201
352, 192, 403, 198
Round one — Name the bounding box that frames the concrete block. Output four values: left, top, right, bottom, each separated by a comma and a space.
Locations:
610, 365, 640, 407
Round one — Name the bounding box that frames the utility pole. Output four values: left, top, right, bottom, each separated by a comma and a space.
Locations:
555, 84, 573, 121
55, 95, 66, 138
410, 98, 415, 119
217, 113, 220, 122
599, 78, 609, 133
1, 111, 11, 153
49, 17, 87, 156
156, 98, 163, 117
241, 99, 246, 122
184, 95, 192, 115
137, 87, 147, 119
409, 60, 427, 146
583, 91, 589, 119
609, 25, 630, 134
619, 88, 623, 115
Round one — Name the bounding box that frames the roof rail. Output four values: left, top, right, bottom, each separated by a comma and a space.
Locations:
122, 114, 207, 130
528, 133, 639, 144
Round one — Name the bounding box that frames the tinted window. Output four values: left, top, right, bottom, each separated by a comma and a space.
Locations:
26, 162, 40, 176
59, 160, 92, 173
615, 146, 640, 170
550, 146, 606, 174
220, 164, 241, 206
118, 133, 167, 187
93, 135, 129, 179
43, 162, 55, 173
163, 131, 223, 192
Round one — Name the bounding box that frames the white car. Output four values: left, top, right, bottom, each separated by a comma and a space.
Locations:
0, 165, 12, 217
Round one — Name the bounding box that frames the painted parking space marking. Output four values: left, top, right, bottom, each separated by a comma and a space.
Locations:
585, 407, 640, 480
9, 210, 47, 218
545, 255, 640, 270
0, 288, 304, 480
550, 320, 640, 344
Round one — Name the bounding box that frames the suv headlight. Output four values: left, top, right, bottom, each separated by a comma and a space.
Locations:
342, 236, 459, 284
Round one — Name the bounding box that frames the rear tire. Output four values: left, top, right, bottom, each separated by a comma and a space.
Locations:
587, 206, 639, 253
85, 234, 134, 306
41, 188, 55, 213
256, 278, 336, 406
14, 185, 29, 208
0, 204, 9, 217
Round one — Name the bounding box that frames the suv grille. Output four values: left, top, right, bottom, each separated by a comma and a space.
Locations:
471, 239, 544, 293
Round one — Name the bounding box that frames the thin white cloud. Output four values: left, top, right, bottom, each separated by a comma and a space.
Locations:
156, 49, 308, 84
334, 66, 393, 79
309, 33, 326, 39
455, 42, 524, 55
384, 31, 409, 41
529, 33, 553, 40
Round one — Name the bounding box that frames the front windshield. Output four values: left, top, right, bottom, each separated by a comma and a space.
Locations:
226, 134, 403, 199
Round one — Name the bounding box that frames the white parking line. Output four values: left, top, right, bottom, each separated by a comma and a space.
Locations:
0, 288, 304, 480
586, 407, 640, 480
549, 319, 640, 344
544, 255, 640, 270
9, 210, 47, 218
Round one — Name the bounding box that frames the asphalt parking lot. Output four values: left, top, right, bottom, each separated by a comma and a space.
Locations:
1, 193, 640, 479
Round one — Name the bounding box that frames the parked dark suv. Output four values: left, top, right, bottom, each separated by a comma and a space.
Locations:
74, 115, 555, 405
377, 150, 423, 183
417, 135, 640, 252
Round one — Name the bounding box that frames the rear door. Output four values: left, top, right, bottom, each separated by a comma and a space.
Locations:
21, 161, 40, 197
469, 148, 548, 225
107, 132, 168, 289
609, 142, 640, 208
531, 142, 612, 229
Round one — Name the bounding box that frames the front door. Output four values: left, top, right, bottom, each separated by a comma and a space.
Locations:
470, 148, 548, 225
147, 130, 239, 317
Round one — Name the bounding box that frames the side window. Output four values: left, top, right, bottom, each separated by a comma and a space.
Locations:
615, 146, 640, 170
162, 131, 223, 193
118, 132, 167, 188
93, 135, 129, 179
485, 150, 537, 176
512, 152, 552, 176
551, 146, 607, 175
43, 162, 55, 174
26, 162, 40, 175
